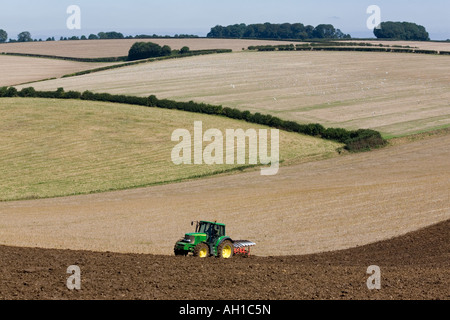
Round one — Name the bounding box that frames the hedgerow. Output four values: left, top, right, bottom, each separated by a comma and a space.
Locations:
1, 87, 387, 152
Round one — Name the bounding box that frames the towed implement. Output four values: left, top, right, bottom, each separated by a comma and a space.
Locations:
174, 221, 256, 259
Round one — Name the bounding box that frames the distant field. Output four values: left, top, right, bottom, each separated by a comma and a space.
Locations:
342, 40, 450, 52
23, 50, 450, 138
0, 38, 299, 58
0, 55, 119, 86
2, 39, 449, 60
0, 98, 342, 201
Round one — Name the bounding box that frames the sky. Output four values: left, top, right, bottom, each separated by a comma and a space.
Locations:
0, 0, 449, 40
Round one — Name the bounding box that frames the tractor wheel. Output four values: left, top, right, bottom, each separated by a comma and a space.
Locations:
193, 243, 210, 258
217, 240, 234, 259
174, 249, 188, 256
174, 239, 188, 256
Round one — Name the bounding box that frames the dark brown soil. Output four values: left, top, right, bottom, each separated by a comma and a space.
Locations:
0, 220, 448, 301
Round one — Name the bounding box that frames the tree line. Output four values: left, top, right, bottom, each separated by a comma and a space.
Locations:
127, 42, 191, 61
207, 23, 351, 40
1, 22, 432, 44
0, 30, 199, 43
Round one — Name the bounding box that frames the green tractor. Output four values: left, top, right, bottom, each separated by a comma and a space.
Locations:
174, 221, 255, 259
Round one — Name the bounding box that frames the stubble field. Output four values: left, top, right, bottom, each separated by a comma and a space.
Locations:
22, 50, 450, 138
2, 38, 449, 59
0, 55, 119, 87
0, 97, 340, 201
0, 38, 298, 58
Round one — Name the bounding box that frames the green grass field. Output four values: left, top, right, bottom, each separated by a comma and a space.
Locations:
0, 98, 342, 201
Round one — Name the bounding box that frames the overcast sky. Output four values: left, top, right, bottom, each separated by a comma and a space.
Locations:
1, 0, 449, 40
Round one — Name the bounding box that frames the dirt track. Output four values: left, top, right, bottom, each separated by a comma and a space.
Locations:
0, 219, 448, 300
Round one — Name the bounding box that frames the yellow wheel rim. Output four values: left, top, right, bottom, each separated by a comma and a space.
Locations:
199, 247, 208, 258
222, 245, 232, 259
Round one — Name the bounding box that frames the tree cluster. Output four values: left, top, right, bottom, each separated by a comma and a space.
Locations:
207, 23, 351, 40
0, 29, 7, 43
128, 42, 174, 61
374, 22, 430, 41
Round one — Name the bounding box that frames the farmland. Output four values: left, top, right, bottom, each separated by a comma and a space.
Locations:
0, 38, 299, 58
1, 37, 449, 301
1, 219, 448, 300
0, 54, 119, 86
22, 50, 450, 138
342, 39, 450, 52
0, 97, 341, 201
0, 130, 448, 256
1, 38, 449, 59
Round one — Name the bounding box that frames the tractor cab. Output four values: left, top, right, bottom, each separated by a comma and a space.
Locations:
195, 221, 226, 241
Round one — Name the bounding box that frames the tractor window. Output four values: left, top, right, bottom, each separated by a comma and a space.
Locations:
197, 223, 224, 238
198, 222, 211, 235
214, 225, 225, 237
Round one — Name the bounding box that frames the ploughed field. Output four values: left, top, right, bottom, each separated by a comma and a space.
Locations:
0, 219, 448, 300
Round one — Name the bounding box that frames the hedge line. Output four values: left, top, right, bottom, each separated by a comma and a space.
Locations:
60, 49, 233, 78
1, 49, 232, 64
0, 52, 128, 63
248, 44, 448, 55
0, 86, 386, 152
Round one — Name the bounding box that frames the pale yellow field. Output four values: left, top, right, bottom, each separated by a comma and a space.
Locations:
0, 38, 298, 58
23, 51, 450, 137
0, 55, 118, 86
2, 39, 448, 60
0, 98, 342, 201
342, 40, 450, 52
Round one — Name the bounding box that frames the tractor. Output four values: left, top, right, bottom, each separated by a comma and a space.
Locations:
174, 221, 255, 259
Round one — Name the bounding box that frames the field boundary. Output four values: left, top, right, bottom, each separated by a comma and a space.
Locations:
247, 43, 450, 55
0, 49, 232, 64
0, 51, 128, 63
61, 49, 233, 78
1, 49, 233, 84
1, 87, 387, 152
